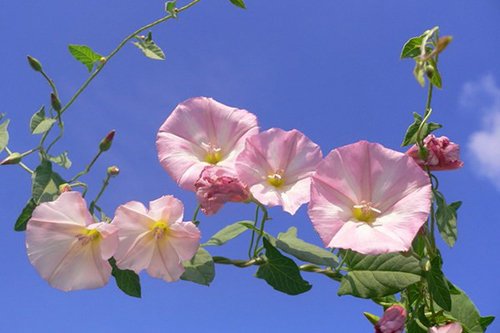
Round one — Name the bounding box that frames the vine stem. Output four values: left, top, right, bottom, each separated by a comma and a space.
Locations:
247, 204, 259, 258
252, 200, 269, 257
4, 147, 34, 174
59, 0, 203, 118
69, 151, 102, 183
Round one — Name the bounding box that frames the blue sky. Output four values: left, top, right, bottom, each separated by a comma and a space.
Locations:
1, 1, 499, 332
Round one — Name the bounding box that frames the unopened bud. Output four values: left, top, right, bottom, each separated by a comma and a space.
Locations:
99, 57, 107, 63
99, 130, 116, 152
27, 56, 42, 72
420, 257, 432, 272
0, 153, 22, 165
425, 65, 435, 78
51, 93, 62, 112
139, 35, 146, 40
418, 145, 428, 162
436, 36, 453, 53
107, 166, 120, 178
59, 183, 72, 193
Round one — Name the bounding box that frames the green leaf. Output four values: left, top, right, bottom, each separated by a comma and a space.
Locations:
31, 160, 66, 204
165, 1, 178, 17
132, 39, 165, 60
14, 199, 37, 231
49, 151, 72, 169
435, 193, 461, 248
0, 118, 10, 153
428, 58, 443, 89
425, 256, 451, 311
229, 0, 246, 9
203, 221, 249, 247
109, 258, 141, 298
181, 248, 215, 286
338, 252, 423, 298
276, 227, 338, 267
68, 44, 102, 72
401, 112, 443, 146
401, 36, 424, 59
406, 319, 427, 333
479, 316, 495, 331
255, 238, 312, 295
30, 106, 56, 135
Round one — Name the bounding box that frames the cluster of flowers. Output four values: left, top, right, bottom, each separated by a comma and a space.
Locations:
25, 96, 463, 294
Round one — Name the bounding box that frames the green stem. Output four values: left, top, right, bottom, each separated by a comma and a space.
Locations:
20, 146, 40, 158
89, 175, 111, 214
247, 204, 260, 258
70, 181, 88, 197
192, 204, 201, 222
69, 151, 102, 183
40, 70, 58, 96
4, 146, 34, 174
252, 200, 269, 257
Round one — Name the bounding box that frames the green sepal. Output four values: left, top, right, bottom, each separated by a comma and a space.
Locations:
363, 312, 380, 325
109, 257, 141, 298
181, 247, 215, 286
255, 238, 312, 296
14, 198, 37, 231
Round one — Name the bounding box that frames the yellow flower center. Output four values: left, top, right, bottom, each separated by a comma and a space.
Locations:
202, 142, 222, 165
352, 201, 381, 223
76, 228, 101, 246
268, 169, 285, 188
152, 221, 168, 239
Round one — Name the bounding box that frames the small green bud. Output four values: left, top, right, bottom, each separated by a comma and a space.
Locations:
418, 145, 428, 162
51, 93, 62, 112
424, 65, 435, 78
0, 153, 22, 165
27, 56, 42, 72
59, 183, 71, 193
420, 257, 431, 272
99, 57, 107, 64
99, 130, 116, 152
107, 166, 120, 178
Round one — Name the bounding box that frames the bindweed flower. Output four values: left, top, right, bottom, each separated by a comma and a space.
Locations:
406, 135, 464, 171
112, 195, 201, 282
430, 323, 463, 333
26, 192, 119, 291
375, 305, 406, 333
236, 128, 322, 215
195, 165, 251, 216
156, 97, 259, 191
308, 141, 431, 255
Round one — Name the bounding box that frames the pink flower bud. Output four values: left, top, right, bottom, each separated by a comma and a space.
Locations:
194, 165, 251, 216
429, 322, 462, 333
99, 130, 115, 152
375, 305, 406, 333
406, 135, 464, 171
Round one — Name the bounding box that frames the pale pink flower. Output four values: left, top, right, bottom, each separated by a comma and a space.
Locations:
406, 135, 464, 171
26, 192, 118, 291
429, 323, 463, 333
236, 128, 322, 215
308, 141, 431, 255
112, 195, 201, 282
375, 305, 407, 333
156, 97, 259, 191
195, 165, 251, 216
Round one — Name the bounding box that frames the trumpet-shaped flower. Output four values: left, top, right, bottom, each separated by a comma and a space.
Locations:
308, 141, 431, 255
195, 165, 251, 216
375, 305, 406, 333
156, 97, 259, 191
429, 323, 462, 333
112, 195, 201, 282
406, 135, 464, 171
236, 128, 322, 215
26, 192, 119, 291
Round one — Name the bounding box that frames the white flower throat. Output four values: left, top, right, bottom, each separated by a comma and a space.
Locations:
352, 201, 381, 223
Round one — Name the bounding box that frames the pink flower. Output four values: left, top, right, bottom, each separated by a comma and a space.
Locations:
112, 195, 201, 282
375, 305, 407, 333
195, 165, 251, 216
429, 323, 463, 333
406, 135, 464, 171
26, 192, 118, 291
308, 141, 431, 255
236, 128, 323, 215
156, 97, 259, 191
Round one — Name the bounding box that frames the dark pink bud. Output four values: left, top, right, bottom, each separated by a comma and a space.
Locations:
99, 130, 115, 152
406, 135, 464, 171
375, 305, 406, 333
194, 165, 251, 216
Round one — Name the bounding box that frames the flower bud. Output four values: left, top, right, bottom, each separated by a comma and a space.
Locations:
51, 92, 62, 112
59, 183, 72, 193
194, 165, 251, 216
429, 322, 462, 333
99, 57, 107, 63
375, 305, 406, 333
0, 153, 22, 165
406, 135, 464, 171
420, 257, 431, 272
436, 36, 453, 53
99, 130, 115, 152
425, 65, 435, 78
107, 166, 120, 178
27, 56, 42, 72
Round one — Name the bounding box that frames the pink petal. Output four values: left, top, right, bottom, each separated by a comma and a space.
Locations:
429, 323, 462, 333
88, 223, 119, 260
156, 97, 259, 191
115, 232, 156, 274
148, 195, 184, 224
147, 238, 185, 282
30, 191, 93, 227
167, 222, 201, 261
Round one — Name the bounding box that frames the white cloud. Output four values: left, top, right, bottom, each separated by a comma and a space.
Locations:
462, 74, 500, 189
